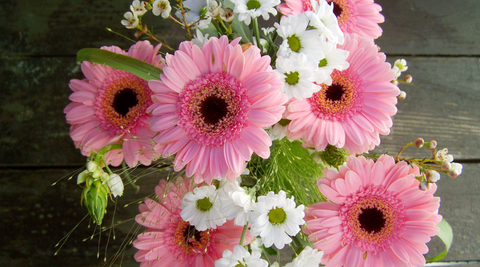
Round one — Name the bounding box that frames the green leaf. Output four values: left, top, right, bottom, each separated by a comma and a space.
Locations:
426, 218, 453, 261
77, 48, 162, 81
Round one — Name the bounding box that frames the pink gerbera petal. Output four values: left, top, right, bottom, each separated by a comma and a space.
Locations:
149, 36, 287, 183
286, 33, 400, 154
304, 155, 441, 267
133, 178, 254, 267
64, 41, 163, 167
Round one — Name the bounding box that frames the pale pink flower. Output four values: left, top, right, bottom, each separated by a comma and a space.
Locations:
64, 41, 163, 167
278, 0, 384, 39
303, 155, 442, 267
148, 36, 287, 184
133, 177, 254, 267
285, 33, 400, 154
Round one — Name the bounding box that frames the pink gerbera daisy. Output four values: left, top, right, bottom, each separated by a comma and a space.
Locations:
303, 155, 442, 267
133, 177, 254, 267
148, 36, 287, 184
64, 40, 163, 167
285, 33, 399, 154
277, 0, 384, 39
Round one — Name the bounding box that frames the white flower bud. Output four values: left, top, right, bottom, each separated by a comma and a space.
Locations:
426, 170, 440, 183
398, 90, 407, 100
441, 160, 451, 170
448, 163, 463, 178
206, 0, 222, 17
86, 161, 98, 172
107, 174, 124, 197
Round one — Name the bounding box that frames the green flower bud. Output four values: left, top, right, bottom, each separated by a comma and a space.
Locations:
82, 180, 109, 225
318, 145, 348, 170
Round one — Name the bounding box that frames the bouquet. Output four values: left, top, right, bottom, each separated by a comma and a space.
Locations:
61, 0, 463, 266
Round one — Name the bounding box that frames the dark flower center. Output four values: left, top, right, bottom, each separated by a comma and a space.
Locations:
328, 1, 343, 17
112, 88, 139, 117
184, 225, 202, 245
358, 207, 386, 233
200, 95, 228, 125
325, 84, 345, 101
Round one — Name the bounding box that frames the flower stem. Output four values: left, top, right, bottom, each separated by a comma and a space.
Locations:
121, 161, 140, 192
252, 17, 262, 50
239, 223, 248, 246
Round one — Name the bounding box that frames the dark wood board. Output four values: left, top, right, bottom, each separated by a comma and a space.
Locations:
2, 0, 480, 57
1, 164, 479, 266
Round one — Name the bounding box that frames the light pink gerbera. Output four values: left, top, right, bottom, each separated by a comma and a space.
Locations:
277, 0, 384, 39
303, 155, 442, 267
133, 177, 254, 267
285, 33, 399, 154
64, 40, 163, 167
148, 36, 287, 184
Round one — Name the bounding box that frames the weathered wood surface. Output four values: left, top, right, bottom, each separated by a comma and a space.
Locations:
1, 0, 480, 266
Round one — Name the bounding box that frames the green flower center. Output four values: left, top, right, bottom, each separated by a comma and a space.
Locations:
287, 35, 301, 52
246, 0, 261, 10
285, 71, 300, 85
278, 118, 291, 126
268, 207, 287, 224
196, 197, 213, 211
235, 262, 246, 267
318, 58, 328, 67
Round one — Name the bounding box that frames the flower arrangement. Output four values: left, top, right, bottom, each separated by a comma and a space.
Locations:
62, 0, 464, 266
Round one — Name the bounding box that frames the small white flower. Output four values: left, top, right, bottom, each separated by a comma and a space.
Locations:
275, 53, 321, 100
394, 59, 408, 72
305, 0, 344, 44
448, 162, 463, 178
214, 245, 268, 267
313, 39, 349, 85
249, 190, 305, 249
220, 7, 235, 23
207, 0, 222, 17
284, 246, 324, 267
275, 13, 324, 61
192, 29, 210, 49
180, 185, 226, 231
106, 173, 124, 197
121, 11, 139, 29
176, 0, 211, 29
152, 0, 171, 18
218, 180, 254, 226
268, 122, 288, 141
435, 148, 454, 163
131, 0, 147, 16
231, 0, 280, 25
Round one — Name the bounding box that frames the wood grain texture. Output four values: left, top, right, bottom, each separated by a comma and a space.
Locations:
372, 56, 480, 159
375, 0, 480, 56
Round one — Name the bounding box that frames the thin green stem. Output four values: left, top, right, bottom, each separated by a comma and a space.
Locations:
122, 161, 140, 192
252, 17, 262, 50
239, 224, 248, 246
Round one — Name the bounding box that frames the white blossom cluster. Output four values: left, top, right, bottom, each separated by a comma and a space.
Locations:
77, 161, 124, 197
274, 0, 349, 101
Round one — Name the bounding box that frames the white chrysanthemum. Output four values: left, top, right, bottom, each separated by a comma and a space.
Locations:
152, 0, 171, 18
275, 53, 320, 100
121, 11, 139, 29
231, 0, 280, 25
268, 122, 288, 141
175, 0, 212, 29
180, 185, 226, 231
192, 29, 210, 49
106, 173, 124, 197
284, 246, 323, 267
131, 0, 147, 16
275, 13, 323, 61
218, 180, 254, 226
305, 0, 344, 44
313, 39, 349, 85
215, 245, 268, 267
249, 190, 305, 249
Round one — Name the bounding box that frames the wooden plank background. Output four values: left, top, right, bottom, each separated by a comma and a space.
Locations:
1, 0, 479, 266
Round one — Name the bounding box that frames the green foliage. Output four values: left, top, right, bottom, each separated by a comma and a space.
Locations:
251, 139, 324, 206
77, 48, 163, 81
427, 218, 453, 261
